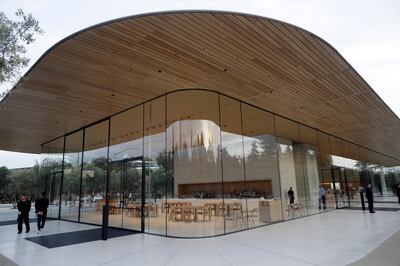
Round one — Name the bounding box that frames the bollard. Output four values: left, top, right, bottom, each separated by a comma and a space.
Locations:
102, 204, 109, 240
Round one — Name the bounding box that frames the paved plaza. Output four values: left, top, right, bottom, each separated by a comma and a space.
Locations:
0, 206, 399, 266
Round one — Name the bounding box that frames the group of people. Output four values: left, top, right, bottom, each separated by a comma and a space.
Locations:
287, 182, 400, 214
16, 192, 49, 234
286, 185, 327, 210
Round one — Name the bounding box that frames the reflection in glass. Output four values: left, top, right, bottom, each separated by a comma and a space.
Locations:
108, 106, 143, 230
61, 131, 83, 221
167, 91, 224, 237
220, 96, 247, 233
144, 97, 167, 235
80, 121, 109, 225
37, 89, 400, 237
41, 137, 64, 219
241, 103, 282, 227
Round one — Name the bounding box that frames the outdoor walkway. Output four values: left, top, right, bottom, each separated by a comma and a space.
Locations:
0, 208, 399, 266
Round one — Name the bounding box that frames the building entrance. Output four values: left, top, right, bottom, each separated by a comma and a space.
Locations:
107, 157, 145, 232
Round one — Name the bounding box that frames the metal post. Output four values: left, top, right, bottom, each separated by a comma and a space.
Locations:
331, 167, 338, 209
141, 158, 145, 233
102, 204, 109, 240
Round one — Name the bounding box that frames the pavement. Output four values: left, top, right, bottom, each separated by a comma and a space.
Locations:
0, 205, 399, 266
347, 228, 400, 266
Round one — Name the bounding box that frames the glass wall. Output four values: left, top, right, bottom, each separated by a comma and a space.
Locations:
166, 91, 224, 237
60, 130, 83, 221
80, 120, 109, 225
220, 95, 247, 233
38, 89, 400, 237
299, 125, 322, 215
108, 106, 143, 230
144, 97, 167, 235
241, 103, 282, 227
40, 137, 64, 219
275, 116, 309, 220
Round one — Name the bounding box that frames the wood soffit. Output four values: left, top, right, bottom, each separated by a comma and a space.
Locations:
0, 11, 399, 163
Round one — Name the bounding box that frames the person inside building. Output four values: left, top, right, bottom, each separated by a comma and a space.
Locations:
318, 185, 326, 210
17, 194, 31, 234
288, 187, 295, 205
35, 192, 49, 232
365, 184, 375, 213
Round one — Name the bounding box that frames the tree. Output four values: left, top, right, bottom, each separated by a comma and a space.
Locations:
0, 9, 43, 96
0, 166, 11, 200
0, 165, 10, 186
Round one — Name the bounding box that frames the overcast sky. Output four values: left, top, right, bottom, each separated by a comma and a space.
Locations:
0, 0, 399, 169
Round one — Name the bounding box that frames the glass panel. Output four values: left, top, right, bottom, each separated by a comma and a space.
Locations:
332, 167, 350, 208
144, 96, 167, 235
47, 172, 62, 219
241, 103, 282, 228
108, 106, 143, 229
80, 120, 109, 225
167, 91, 223, 237
317, 132, 336, 210
109, 106, 143, 161
108, 159, 144, 231
61, 130, 83, 221
299, 125, 322, 214
40, 137, 64, 219
275, 116, 307, 220
220, 95, 247, 233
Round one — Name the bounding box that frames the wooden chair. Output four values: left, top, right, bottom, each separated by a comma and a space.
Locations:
183, 207, 195, 222
247, 208, 259, 226
196, 206, 211, 222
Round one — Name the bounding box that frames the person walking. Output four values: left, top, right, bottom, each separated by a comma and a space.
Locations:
17, 194, 31, 234
396, 184, 400, 206
319, 185, 326, 210
288, 187, 295, 205
35, 192, 49, 232
365, 184, 375, 213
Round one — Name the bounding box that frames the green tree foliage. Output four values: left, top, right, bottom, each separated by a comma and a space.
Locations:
0, 166, 11, 198
0, 8, 43, 95
0, 164, 43, 203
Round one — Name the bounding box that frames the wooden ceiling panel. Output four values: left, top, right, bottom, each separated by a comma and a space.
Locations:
0, 11, 399, 164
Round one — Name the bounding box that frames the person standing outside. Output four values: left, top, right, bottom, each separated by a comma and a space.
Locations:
319, 185, 326, 210
365, 184, 375, 213
17, 194, 31, 234
35, 192, 49, 232
396, 184, 400, 206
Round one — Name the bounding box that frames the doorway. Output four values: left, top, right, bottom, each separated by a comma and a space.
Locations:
107, 157, 145, 232
331, 167, 350, 208
46, 171, 62, 219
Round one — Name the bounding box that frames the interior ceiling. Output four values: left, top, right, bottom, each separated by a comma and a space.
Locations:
1, 10, 399, 161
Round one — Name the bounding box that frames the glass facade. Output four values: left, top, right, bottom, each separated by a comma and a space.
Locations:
39, 89, 400, 237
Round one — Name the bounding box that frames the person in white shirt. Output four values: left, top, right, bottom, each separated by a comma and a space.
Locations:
318, 185, 326, 210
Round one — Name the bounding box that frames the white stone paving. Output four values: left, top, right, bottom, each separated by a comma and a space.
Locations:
0, 209, 399, 266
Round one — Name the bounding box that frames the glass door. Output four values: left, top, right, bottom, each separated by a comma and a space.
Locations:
108, 157, 144, 232
332, 167, 350, 208
47, 171, 62, 219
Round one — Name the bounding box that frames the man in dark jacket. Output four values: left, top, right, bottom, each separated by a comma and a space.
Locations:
17, 194, 31, 234
35, 192, 49, 232
365, 184, 375, 213
288, 187, 295, 205
396, 184, 400, 206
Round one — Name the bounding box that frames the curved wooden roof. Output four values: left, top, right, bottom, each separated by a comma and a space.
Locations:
1, 10, 399, 161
